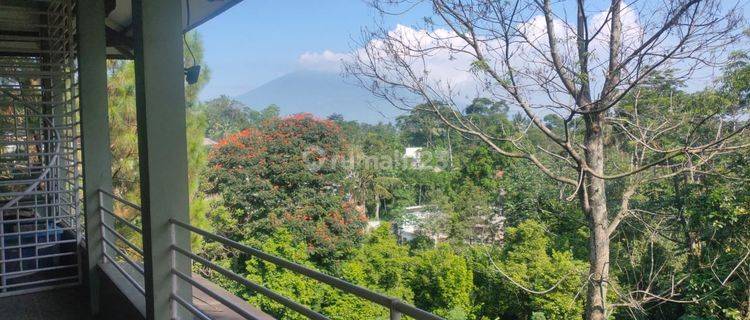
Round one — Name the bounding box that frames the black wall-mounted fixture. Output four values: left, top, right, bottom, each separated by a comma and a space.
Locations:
185, 65, 201, 85
183, 0, 201, 85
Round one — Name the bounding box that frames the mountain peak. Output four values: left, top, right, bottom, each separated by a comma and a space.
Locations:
236, 70, 401, 123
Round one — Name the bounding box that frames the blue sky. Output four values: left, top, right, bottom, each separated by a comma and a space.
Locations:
195, 1, 750, 102
195, 0, 430, 101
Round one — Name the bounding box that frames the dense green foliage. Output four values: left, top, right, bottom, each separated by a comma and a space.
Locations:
103, 31, 750, 319
205, 115, 367, 265
106, 32, 212, 249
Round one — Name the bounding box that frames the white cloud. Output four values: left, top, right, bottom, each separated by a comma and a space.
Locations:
301, 7, 647, 108
297, 50, 349, 72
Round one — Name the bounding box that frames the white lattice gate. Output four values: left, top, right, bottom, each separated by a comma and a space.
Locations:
0, 0, 81, 296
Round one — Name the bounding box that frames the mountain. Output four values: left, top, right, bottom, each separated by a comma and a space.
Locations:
236, 70, 403, 123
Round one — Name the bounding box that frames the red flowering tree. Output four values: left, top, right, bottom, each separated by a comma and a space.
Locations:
206, 114, 366, 265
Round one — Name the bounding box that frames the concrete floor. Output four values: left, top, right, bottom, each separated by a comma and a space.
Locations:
0, 279, 276, 320
0, 287, 88, 320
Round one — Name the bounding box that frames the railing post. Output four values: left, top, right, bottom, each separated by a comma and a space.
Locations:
77, 0, 114, 316
390, 299, 402, 320
169, 218, 178, 319
132, 0, 192, 319
97, 190, 110, 263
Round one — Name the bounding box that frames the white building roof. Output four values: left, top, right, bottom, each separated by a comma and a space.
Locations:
403, 147, 422, 159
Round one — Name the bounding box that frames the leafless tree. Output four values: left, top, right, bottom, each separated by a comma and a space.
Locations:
346, 0, 748, 318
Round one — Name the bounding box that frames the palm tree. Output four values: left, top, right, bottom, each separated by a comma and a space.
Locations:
351, 161, 402, 221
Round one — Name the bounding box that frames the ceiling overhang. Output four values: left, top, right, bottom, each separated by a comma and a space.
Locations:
0, 0, 242, 60
106, 0, 242, 59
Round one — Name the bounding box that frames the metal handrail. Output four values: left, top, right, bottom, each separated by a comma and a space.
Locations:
171, 293, 211, 320
101, 222, 144, 256
97, 189, 142, 211
171, 245, 327, 320
170, 218, 443, 320
102, 237, 144, 275
103, 251, 146, 295
93, 190, 442, 319
172, 268, 276, 320
99, 206, 142, 234
96, 189, 146, 299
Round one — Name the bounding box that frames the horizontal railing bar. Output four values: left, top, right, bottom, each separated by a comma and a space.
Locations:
0, 164, 77, 170
0, 6, 69, 16
102, 222, 144, 256
0, 189, 76, 197
0, 213, 77, 222
0, 239, 77, 251
171, 245, 328, 320
0, 177, 79, 185
171, 292, 212, 320
0, 46, 75, 54
0, 138, 75, 145
0, 60, 76, 67
0, 66, 78, 74
0, 86, 77, 93
0, 178, 77, 186
99, 207, 142, 234
172, 269, 262, 320
170, 219, 442, 319
0, 125, 77, 130
0, 98, 79, 106
0, 275, 79, 290
101, 258, 146, 295
102, 237, 145, 275
0, 263, 77, 277
0, 152, 77, 159
0, 251, 76, 263
0, 113, 77, 118
0, 226, 75, 237
98, 189, 142, 211
0, 108, 79, 116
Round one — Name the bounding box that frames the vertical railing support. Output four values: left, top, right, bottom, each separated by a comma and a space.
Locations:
77, 0, 113, 315
132, 0, 192, 318
390, 299, 403, 320
97, 190, 108, 263
390, 310, 403, 320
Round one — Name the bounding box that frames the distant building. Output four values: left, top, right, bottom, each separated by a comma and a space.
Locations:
395, 205, 448, 243
394, 205, 504, 245
402, 147, 423, 168
470, 208, 505, 244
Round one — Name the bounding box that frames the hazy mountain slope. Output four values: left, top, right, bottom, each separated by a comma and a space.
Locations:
236, 70, 403, 123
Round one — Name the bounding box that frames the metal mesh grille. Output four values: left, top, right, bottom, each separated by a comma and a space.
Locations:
0, 0, 80, 296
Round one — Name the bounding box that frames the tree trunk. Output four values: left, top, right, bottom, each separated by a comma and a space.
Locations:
447, 130, 453, 169
582, 111, 610, 320
374, 195, 381, 221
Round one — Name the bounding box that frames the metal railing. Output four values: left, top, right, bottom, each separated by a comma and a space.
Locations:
96, 189, 444, 320
170, 219, 443, 320
97, 189, 145, 295
0, 0, 82, 294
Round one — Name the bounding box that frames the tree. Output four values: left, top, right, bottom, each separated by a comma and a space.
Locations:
205, 114, 367, 265
471, 220, 587, 320
241, 227, 332, 320
410, 245, 474, 319
106, 31, 212, 242
352, 167, 403, 221
347, 1, 748, 318
329, 223, 415, 319
197, 96, 252, 140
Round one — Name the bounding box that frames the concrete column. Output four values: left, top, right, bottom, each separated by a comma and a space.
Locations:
76, 0, 113, 316
132, 0, 192, 319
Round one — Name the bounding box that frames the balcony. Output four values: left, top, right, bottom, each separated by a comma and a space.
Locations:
0, 0, 444, 319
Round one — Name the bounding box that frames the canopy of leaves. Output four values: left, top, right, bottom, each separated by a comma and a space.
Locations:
206, 114, 367, 265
